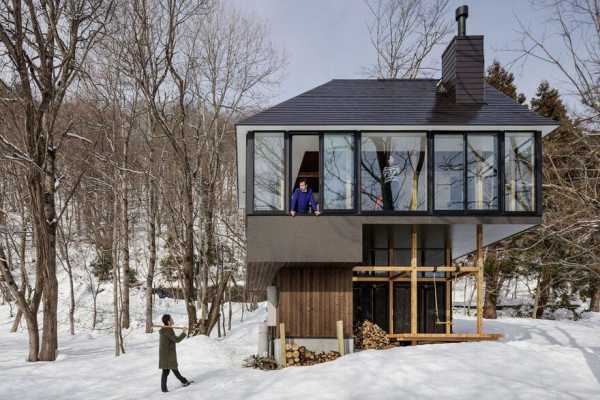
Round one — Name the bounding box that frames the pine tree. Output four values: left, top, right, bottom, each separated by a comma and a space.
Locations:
485, 60, 526, 104
530, 81, 568, 123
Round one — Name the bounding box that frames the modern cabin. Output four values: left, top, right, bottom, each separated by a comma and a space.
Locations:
235, 6, 558, 357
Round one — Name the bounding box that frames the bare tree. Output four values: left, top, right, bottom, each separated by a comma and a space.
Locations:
0, 0, 114, 361
514, 0, 600, 311
365, 0, 451, 79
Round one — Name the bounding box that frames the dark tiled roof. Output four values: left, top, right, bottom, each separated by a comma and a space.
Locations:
238, 79, 557, 127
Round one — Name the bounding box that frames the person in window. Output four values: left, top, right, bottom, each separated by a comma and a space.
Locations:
290, 179, 320, 216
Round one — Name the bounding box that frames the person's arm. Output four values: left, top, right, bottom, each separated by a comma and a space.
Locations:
290, 189, 298, 215
165, 328, 186, 343
310, 190, 320, 215
175, 331, 187, 343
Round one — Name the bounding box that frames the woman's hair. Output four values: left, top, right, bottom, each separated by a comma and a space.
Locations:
161, 314, 171, 326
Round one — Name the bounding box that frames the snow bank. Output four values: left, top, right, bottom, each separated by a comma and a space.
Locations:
2, 302, 600, 399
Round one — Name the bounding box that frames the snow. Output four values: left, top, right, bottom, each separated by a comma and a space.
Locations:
2, 298, 600, 400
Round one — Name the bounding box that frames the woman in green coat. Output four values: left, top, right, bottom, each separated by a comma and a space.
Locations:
159, 314, 191, 392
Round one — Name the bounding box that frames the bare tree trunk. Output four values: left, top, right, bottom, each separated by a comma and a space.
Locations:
66, 259, 76, 336
10, 311, 22, 332
589, 273, 600, 312
228, 285, 232, 332
0, 243, 40, 361
182, 175, 197, 332
121, 176, 130, 330
112, 192, 122, 356
145, 175, 158, 333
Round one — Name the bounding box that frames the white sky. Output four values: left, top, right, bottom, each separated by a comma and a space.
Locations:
230, 0, 576, 110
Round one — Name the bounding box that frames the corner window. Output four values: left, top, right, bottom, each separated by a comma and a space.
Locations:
323, 134, 355, 209
434, 135, 464, 210
253, 132, 285, 211
505, 132, 535, 212
361, 132, 428, 211
467, 134, 498, 210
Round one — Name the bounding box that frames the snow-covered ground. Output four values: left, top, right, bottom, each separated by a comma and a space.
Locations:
2, 296, 600, 400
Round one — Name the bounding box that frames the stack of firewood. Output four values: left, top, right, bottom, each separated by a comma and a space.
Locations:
284, 343, 340, 366
354, 320, 391, 350
243, 354, 278, 370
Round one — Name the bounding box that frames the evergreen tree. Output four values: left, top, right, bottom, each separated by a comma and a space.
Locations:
530, 81, 568, 123
485, 60, 526, 104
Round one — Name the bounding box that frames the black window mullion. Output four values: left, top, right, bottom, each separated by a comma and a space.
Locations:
285, 132, 291, 213
355, 131, 361, 213
463, 132, 468, 212
428, 131, 434, 214
535, 131, 543, 214
319, 133, 324, 211
498, 132, 505, 213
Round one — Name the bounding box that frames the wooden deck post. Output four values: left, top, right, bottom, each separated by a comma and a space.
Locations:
410, 225, 418, 341
444, 227, 452, 334
336, 320, 345, 356
389, 280, 394, 334
476, 224, 484, 335
279, 322, 287, 367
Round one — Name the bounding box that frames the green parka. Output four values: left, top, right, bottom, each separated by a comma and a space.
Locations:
159, 328, 186, 370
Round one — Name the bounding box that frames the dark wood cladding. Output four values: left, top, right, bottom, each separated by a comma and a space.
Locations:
276, 266, 353, 338
442, 35, 484, 104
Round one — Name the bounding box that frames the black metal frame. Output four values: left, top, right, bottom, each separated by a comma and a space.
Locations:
246, 129, 542, 217
431, 131, 502, 215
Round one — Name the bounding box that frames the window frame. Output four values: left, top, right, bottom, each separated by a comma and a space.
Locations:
245, 129, 542, 217
503, 131, 541, 214
321, 132, 359, 212
249, 131, 288, 215
359, 131, 430, 216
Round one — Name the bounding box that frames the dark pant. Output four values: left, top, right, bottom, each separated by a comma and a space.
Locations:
161, 369, 188, 392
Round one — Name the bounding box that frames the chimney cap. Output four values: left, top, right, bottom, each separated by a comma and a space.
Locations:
455, 5, 469, 21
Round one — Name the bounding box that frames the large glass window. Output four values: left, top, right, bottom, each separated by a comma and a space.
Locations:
434, 135, 464, 210
324, 134, 355, 209
467, 134, 498, 210
290, 135, 320, 213
253, 132, 285, 211
361, 133, 427, 211
505, 132, 535, 212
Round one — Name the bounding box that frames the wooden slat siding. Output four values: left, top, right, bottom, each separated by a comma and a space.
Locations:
277, 266, 352, 338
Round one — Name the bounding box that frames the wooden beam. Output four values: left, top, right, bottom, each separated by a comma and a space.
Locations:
387, 333, 502, 342
476, 224, 484, 335
353, 266, 479, 273
352, 277, 389, 282
410, 225, 417, 337
353, 277, 449, 283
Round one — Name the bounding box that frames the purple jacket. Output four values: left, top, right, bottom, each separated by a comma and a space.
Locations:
290, 188, 318, 214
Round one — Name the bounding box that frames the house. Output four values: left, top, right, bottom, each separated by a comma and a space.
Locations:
235, 6, 558, 358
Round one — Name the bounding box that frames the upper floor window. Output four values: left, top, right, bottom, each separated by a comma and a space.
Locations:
323, 134, 355, 210
254, 132, 285, 211
467, 134, 498, 210
361, 132, 427, 211
434, 135, 464, 210
505, 132, 535, 212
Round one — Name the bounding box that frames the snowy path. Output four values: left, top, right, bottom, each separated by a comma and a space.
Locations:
2, 305, 600, 399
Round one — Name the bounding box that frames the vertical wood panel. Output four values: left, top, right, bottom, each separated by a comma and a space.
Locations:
277, 266, 352, 337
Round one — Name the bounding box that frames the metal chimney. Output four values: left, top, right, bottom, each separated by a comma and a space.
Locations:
456, 5, 469, 37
